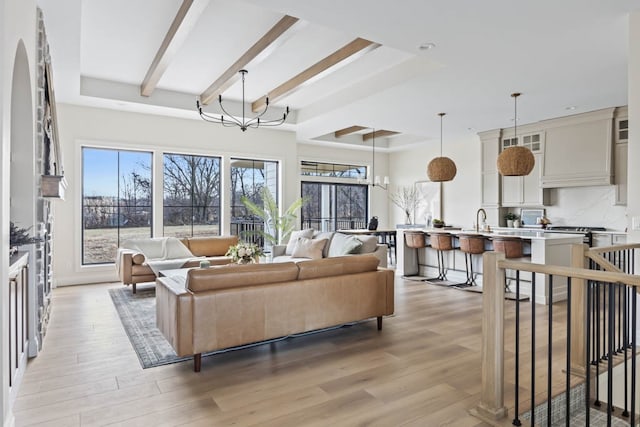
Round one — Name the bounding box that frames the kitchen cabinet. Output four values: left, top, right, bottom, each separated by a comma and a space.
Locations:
592, 232, 627, 248
501, 132, 548, 207
478, 129, 502, 226
479, 129, 501, 208
541, 108, 614, 188
614, 109, 628, 205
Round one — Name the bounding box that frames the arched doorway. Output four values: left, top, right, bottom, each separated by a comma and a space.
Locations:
8, 39, 35, 405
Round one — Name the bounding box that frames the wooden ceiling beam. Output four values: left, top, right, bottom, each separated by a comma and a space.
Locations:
252, 38, 380, 112
199, 15, 300, 105
362, 130, 400, 141
141, 0, 210, 97
334, 125, 367, 138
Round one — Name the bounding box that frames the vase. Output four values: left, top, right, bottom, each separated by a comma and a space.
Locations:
404, 212, 412, 225
507, 220, 514, 228
237, 257, 255, 265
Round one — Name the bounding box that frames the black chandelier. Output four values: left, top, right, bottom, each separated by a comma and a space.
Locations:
196, 69, 290, 132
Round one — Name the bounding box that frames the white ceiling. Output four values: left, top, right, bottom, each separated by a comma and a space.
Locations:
37, 0, 639, 151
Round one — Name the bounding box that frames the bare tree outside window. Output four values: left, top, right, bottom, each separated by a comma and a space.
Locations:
163, 153, 221, 237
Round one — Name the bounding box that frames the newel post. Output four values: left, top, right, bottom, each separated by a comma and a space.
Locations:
471, 251, 508, 422
570, 243, 589, 377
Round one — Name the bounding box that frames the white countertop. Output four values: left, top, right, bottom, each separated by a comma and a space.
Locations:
399, 227, 585, 241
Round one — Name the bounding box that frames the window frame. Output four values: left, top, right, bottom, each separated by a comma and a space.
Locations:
81, 146, 153, 266
162, 152, 222, 238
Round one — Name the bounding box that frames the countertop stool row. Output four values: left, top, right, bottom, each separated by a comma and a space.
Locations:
404, 231, 524, 288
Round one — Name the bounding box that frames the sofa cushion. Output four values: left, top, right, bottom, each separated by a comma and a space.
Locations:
327, 233, 363, 257
187, 262, 299, 292
313, 231, 335, 258
187, 235, 238, 257
291, 237, 327, 260
296, 255, 380, 280
285, 229, 314, 255
354, 235, 379, 254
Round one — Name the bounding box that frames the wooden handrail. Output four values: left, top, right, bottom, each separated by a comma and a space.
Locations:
587, 243, 640, 254
498, 259, 640, 287
473, 244, 638, 424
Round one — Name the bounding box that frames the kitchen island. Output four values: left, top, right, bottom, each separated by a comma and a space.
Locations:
396, 228, 584, 304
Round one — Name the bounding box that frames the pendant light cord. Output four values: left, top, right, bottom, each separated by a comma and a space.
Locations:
438, 112, 446, 157
372, 128, 375, 183
512, 92, 521, 143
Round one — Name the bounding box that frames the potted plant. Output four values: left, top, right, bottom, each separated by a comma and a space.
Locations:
241, 188, 309, 246
504, 212, 518, 228
432, 219, 445, 228
9, 221, 42, 256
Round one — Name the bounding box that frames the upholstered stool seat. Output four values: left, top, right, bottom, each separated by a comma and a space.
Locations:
492, 236, 524, 258
457, 234, 487, 287
491, 236, 524, 291
404, 231, 427, 249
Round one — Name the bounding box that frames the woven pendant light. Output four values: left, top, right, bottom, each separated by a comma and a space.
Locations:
497, 93, 535, 176
427, 112, 457, 182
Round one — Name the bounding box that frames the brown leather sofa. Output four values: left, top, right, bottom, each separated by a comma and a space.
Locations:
117, 235, 238, 293
156, 255, 394, 372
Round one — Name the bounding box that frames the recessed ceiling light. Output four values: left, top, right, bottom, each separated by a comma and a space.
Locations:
419, 42, 436, 51
565, 105, 577, 111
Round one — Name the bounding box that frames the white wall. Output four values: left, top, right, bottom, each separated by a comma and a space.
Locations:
2, 0, 37, 425
53, 104, 388, 285
389, 133, 482, 229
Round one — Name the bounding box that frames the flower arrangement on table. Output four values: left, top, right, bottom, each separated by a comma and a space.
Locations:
225, 242, 264, 264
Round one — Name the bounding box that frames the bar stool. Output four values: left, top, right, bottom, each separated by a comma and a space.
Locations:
404, 231, 427, 249
427, 232, 455, 282
491, 236, 524, 292
457, 234, 487, 287
403, 231, 428, 279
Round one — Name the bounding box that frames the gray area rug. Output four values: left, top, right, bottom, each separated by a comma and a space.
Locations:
108, 285, 190, 369
109, 285, 352, 369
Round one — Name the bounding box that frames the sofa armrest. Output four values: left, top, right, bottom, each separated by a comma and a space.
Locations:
116, 248, 136, 284
372, 244, 388, 268
272, 245, 287, 257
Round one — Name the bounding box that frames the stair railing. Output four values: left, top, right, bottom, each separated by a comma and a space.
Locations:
472, 243, 640, 427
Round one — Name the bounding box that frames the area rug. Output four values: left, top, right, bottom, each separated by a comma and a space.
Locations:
108, 285, 352, 369
108, 286, 190, 369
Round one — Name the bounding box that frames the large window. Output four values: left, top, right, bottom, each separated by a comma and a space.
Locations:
82, 148, 152, 265
163, 153, 221, 237
230, 158, 279, 247
301, 182, 368, 231
300, 161, 366, 179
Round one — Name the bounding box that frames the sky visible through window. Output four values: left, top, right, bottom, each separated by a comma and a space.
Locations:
83, 149, 150, 197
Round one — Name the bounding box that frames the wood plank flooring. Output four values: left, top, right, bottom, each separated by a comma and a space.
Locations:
13, 277, 572, 426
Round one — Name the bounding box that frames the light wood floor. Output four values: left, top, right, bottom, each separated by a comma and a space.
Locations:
13, 277, 572, 426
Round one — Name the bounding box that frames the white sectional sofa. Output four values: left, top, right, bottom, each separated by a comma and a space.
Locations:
271, 230, 388, 268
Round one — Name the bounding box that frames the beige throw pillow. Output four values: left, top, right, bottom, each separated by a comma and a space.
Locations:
355, 235, 378, 254
291, 237, 327, 259
285, 229, 314, 255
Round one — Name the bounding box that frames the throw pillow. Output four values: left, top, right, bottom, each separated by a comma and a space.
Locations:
313, 231, 335, 258
285, 229, 314, 255
291, 237, 327, 260
355, 235, 378, 254
328, 233, 363, 257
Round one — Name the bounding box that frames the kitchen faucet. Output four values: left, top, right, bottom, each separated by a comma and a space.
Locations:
476, 208, 487, 232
